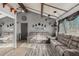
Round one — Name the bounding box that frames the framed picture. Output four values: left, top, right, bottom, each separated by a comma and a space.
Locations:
22, 16, 27, 21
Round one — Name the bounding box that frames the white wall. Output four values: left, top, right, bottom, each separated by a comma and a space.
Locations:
17, 11, 56, 35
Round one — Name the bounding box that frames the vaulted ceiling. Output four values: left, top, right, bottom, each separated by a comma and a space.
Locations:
0, 3, 79, 20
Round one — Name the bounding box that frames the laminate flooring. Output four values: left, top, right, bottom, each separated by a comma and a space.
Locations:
0, 42, 56, 56
0, 33, 57, 56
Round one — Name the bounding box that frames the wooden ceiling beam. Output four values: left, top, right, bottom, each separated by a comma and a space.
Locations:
10, 8, 17, 14
0, 8, 15, 19
10, 8, 14, 12
3, 3, 8, 8
41, 3, 44, 17
18, 3, 28, 12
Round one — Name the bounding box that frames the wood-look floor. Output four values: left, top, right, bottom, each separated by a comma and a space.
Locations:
0, 41, 56, 56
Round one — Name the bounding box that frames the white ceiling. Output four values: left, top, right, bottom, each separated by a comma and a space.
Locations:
0, 3, 79, 20
0, 14, 6, 18
0, 7, 15, 19
0, 13, 6, 19
14, 3, 79, 19
46, 3, 77, 10
0, 3, 15, 19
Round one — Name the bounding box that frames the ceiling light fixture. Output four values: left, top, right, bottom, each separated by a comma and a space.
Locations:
45, 14, 50, 21
53, 11, 57, 13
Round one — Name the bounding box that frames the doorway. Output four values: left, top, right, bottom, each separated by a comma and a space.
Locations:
21, 23, 28, 41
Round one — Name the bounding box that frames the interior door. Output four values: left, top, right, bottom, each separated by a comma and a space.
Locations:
21, 23, 28, 40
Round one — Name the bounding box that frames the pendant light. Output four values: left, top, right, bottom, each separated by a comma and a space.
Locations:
45, 14, 50, 21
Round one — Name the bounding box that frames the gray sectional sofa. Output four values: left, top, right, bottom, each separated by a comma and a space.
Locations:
50, 34, 79, 56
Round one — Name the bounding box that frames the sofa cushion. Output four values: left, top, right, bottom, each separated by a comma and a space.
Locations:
65, 35, 71, 39
71, 40, 78, 48
77, 43, 79, 48
64, 49, 79, 56
57, 34, 79, 49
55, 45, 79, 56
55, 45, 68, 56
68, 40, 78, 49
67, 36, 79, 49
50, 39, 63, 48
57, 36, 70, 46
71, 36, 79, 42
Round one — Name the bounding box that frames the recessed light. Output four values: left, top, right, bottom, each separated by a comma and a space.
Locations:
45, 19, 47, 21
48, 14, 50, 16
54, 11, 57, 13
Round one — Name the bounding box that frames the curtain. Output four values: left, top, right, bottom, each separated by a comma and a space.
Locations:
59, 16, 79, 35
66, 11, 79, 21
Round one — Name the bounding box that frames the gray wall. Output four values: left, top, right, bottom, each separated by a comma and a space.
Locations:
17, 11, 56, 35
0, 17, 14, 37
0, 27, 2, 36
1, 17, 14, 32
0, 17, 15, 47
